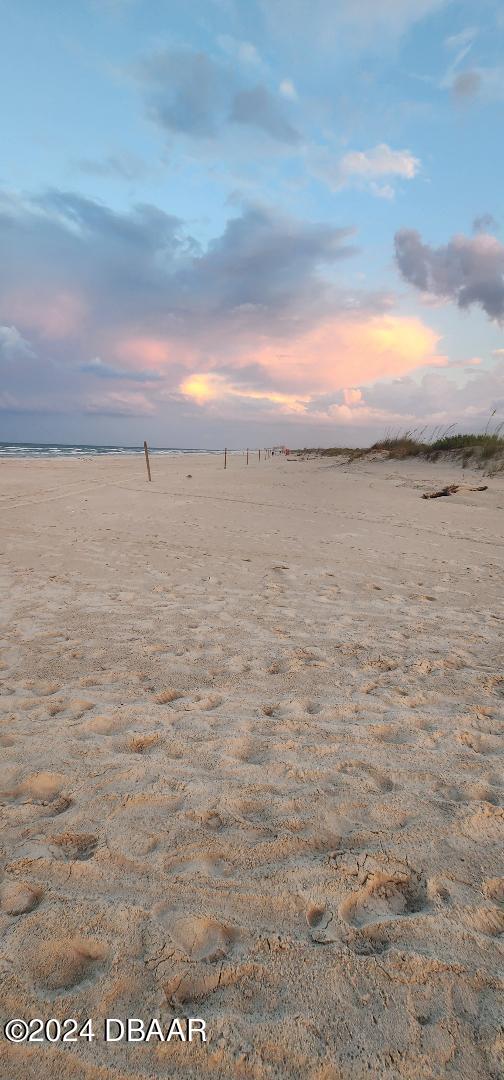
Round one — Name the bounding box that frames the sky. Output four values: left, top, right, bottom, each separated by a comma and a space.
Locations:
1, 0, 503, 448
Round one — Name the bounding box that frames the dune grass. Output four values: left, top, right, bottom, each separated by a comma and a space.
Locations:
298, 419, 504, 466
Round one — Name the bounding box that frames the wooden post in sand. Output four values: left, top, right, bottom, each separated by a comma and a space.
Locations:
224, 447, 227, 470
246, 448, 249, 465
259, 448, 261, 462
143, 440, 152, 482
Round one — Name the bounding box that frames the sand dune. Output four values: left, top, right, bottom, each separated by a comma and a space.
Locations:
0, 452, 502, 1079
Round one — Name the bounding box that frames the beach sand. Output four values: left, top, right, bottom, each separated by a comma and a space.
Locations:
0, 451, 502, 1079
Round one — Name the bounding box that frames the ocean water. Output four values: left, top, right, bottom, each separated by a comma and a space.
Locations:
0, 442, 220, 459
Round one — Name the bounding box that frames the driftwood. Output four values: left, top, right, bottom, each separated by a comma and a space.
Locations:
422, 484, 488, 500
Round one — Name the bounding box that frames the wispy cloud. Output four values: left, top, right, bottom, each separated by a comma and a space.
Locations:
260, 0, 450, 52
73, 152, 150, 181
79, 357, 163, 381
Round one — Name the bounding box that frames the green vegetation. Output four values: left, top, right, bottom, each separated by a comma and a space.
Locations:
296, 418, 504, 468
429, 431, 504, 459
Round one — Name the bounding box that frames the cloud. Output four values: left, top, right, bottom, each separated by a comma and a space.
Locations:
79, 357, 163, 381
170, 205, 359, 336
139, 49, 228, 138
310, 142, 420, 196
230, 85, 301, 143
217, 35, 261, 66
0, 325, 36, 361
178, 313, 446, 422
279, 79, 298, 101
138, 47, 300, 145
260, 0, 449, 52
0, 191, 360, 348
395, 228, 504, 321
444, 27, 478, 52
340, 143, 419, 182
340, 364, 504, 430
74, 152, 149, 181
0, 188, 454, 431
0, 189, 371, 404
444, 64, 504, 105
473, 213, 498, 234
179, 371, 308, 413
451, 69, 481, 100
83, 389, 156, 415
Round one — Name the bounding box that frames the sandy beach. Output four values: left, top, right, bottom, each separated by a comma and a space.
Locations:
0, 451, 502, 1080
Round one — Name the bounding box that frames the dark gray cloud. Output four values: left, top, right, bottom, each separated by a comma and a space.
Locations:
137, 47, 300, 145
395, 227, 504, 321
181, 206, 357, 327
0, 188, 370, 374
230, 86, 300, 143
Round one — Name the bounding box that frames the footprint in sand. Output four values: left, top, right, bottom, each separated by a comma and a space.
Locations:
19, 772, 67, 802
50, 831, 98, 860
84, 714, 127, 735
457, 731, 500, 754
1, 881, 42, 914
463, 804, 504, 842
164, 962, 247, 1006
482, 878, 504, 904
340, 863, 427, 928
193, 693, 223, 711
462, 906, 504, 937
466, 782, 500, 804
26, 680, 62, 696
107, 796, 182, 857
168, 914, 238, 963
368, 723, 410, 744
470, 710, 502, 735
305, 902, 339, 943
29, 936, 107, 990
155, 689, 183, 704
198, 809, 225, 831
126, 733, 161, 753
231, 738, 267, 764
337, 760, 394, 793
46, 700, 65, 716
68, 700, 95, 718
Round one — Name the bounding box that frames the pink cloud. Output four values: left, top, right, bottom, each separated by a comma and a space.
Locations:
114, 336, 174, 368
2, 289, 87, 340
177, 314, 448, 421
246, 314, 446, 393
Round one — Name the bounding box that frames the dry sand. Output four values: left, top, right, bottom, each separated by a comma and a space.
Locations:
0, 451, 502, 1080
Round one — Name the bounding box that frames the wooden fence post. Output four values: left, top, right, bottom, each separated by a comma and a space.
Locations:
143, 440, 152, 482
